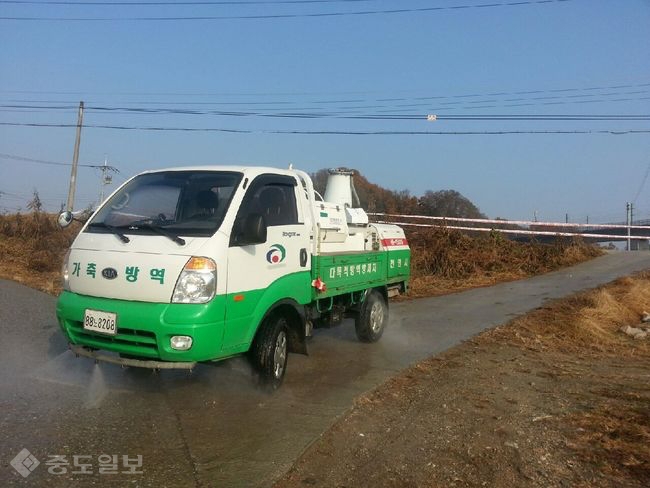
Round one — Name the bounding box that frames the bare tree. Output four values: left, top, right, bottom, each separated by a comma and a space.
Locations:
27, 189, 43, 213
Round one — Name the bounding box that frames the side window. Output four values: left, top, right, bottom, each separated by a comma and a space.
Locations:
236, 179, 298, 228
256, 184, 298, 226
231, 175, 299, 246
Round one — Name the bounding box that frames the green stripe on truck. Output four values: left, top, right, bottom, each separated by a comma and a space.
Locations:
56, 270, 313, 363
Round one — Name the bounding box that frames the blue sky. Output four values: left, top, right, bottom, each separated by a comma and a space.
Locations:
1, 0, 649, 223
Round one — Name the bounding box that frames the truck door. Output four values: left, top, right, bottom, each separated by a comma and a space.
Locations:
223, 174, 311, 351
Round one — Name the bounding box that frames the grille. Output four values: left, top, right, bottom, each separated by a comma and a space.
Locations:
66, 320, 159, 358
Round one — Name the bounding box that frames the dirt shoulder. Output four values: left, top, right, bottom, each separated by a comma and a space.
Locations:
277, 274, 650, 488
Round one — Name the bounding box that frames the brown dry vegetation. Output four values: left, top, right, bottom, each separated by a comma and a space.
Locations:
0, 212, 80, 293
407, 226, 603, 297
0, 211, 602, 297
485, 274, 650, 357
278, 274, 650, 488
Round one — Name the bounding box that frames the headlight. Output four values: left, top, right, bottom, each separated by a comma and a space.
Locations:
171, 256, 217, 304
61, 249, 71, 291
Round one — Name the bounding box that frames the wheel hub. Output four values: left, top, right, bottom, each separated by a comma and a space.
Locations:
369, 302, 384, 333
273, 331, 287, 378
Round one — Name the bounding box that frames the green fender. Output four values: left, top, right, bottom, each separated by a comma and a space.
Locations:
221, 270, 313, 353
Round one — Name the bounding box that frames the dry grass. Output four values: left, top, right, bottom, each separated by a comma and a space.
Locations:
0, 212, 603, 297
0, 212, 80, 293
484, 273, 650, 356
406, 226, 603, 297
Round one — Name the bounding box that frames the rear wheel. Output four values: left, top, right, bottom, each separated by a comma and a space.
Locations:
355, 290, 388, 343
251, 315, 289, 390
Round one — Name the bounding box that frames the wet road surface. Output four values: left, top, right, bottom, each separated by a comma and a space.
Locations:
2, 252, 649, 487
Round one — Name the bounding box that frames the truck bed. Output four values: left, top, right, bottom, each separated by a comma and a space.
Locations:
311, 247, 410, 298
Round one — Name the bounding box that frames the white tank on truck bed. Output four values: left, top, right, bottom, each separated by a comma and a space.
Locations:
371, 223, 409, 250
314, 168, 407, 256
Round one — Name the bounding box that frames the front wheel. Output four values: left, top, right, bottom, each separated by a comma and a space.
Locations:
251, 315, 289, 390
355, 290, 388, 343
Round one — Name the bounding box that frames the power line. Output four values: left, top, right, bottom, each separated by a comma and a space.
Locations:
0, 190, 25, 198
434, 115, 650, 120
633, 159, 650, 204
2, 103, 650, 121
0, 152, 120, 170
1, 121, 649, 135
1, 0, 400, 4
2, 82, 650, 117
85, 110, 650, 120
1, 81, 648, 101
0, 0, 574, 21
0, 191, 96, 204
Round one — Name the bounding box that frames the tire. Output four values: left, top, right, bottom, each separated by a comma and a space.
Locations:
355, 290, 388, 343
251, 314, 289, 390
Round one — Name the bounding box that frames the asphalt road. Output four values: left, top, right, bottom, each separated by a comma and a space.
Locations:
2, 251, 649, 487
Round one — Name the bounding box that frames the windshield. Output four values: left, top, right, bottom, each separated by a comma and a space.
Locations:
87, 170, 243, 237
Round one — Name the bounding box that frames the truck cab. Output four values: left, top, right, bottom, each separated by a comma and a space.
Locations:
56, 166, 409, 389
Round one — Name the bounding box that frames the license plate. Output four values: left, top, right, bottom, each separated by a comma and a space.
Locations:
83, 309, 118, 336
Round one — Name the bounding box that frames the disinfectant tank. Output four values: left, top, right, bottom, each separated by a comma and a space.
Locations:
323, 168, 358, 208
321, 168, 368, 226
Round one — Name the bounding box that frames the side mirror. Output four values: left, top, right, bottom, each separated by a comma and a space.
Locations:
238, 213, 267, 246
57, 211, 73, 228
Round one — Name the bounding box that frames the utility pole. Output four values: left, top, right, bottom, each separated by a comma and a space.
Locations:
66, 101, 84, 212
626, 202, 632, 251
98, 155, 114, 204
630, 202, 634, 251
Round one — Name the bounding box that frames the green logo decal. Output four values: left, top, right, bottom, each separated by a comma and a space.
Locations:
266, 244, 286, 264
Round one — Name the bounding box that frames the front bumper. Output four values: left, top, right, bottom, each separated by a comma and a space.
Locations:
57, 291, 228, 363
69, 344, 197, 370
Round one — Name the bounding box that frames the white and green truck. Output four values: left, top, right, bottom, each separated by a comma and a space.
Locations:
56, 166, 410, 388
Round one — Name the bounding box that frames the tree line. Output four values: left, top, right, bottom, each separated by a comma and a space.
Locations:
311, 169, 486, 219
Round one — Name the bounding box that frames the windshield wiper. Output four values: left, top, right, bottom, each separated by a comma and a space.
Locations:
87, 222, 130, 243
126, 222, 186, 246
